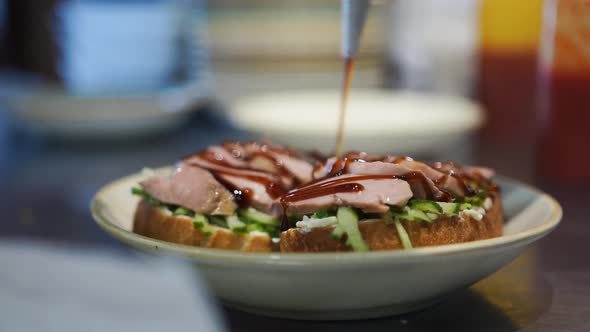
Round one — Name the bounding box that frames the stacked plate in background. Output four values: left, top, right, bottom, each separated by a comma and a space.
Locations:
3, 0, 211, 139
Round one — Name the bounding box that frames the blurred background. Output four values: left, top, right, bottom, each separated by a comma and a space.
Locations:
1, 0, 588, 182
0, 0, 588, 330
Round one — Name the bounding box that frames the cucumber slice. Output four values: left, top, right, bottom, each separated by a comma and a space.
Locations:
192, 213, 208, 229
464, 190, 487, 206
246, 223, 266, 233
393, 206, 435, 223
239, 207, 279, 226
438, 202, 460, 214
173, 207, 195, 217
131, 187, 163, 207
464, 195, 484, 206
311, 210, 330, 219
409, 200, 442, 214
426, 212, 439, 220
459, 202, 473, 211
194, 213, 208, 223
265, 228, 280, 239
227, 215, 247, 233
193, 214, 213, 236
331, 224, 345, 240
131, 187, 145, 196
382, 211, 395, 224
406, 209, 433, 223
209, 216, 228, 228
394, 219, 413, 249
195, 224, 214, 236
336, 207, 370, 252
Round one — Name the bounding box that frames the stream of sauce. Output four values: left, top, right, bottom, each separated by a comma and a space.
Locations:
334, 57, 355, 157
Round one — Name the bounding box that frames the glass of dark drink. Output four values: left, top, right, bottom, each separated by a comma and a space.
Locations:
536, 0, 590, 182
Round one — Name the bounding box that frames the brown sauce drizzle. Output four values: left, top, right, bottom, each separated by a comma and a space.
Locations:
249, 151, 291, 178
398, 172, 452, 202
279, 171, 450, 230
283, 176, 369, 203
223, 141, 300, 159
182, 143, 492, 231
434, 174, 448, 186
227, 187, 253, 208
217, 142, 313, 186
185, 147, 291, 206
318, 153, 379, 179
450, 173, 477, 196
430, 161, 479, 196
314, 157, 453, 200
325, 158, 352, 177
284, 172, 447, 203
335, 58, 355, 156
388, 156, 414, 164
188, 161, 287, 197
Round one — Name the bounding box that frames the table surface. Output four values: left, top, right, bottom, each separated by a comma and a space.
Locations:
0, 107, 588, 332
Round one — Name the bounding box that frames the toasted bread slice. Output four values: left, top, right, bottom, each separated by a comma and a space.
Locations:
280, 192, 503, 252
133, 199, 273, 252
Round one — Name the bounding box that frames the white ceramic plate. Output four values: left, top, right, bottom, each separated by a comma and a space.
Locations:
7, 81, 209, 139
91, 171, 561, 320
230, 90, 483, 155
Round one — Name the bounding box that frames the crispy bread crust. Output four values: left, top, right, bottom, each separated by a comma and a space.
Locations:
133, 199, 273, 252
134, 192, 503, 253
280, 192, 504, 252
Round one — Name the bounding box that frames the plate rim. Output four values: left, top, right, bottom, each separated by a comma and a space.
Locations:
91, 172, 562, 266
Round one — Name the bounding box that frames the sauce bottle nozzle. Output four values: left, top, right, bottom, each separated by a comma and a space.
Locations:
341, 0, 371, 59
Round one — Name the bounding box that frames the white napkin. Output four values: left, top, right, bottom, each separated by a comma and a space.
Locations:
0, 239, 225, 332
